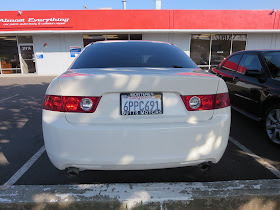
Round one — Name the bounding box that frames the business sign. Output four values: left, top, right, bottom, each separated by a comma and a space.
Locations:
0, 17, 70, 28
70, 46, 81, 57
0, 10, 278, 32
20, 46, 33, 51
212, 35, 232, 41
36, 53, 44, 59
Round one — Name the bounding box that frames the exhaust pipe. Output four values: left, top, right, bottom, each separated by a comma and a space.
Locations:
199, 162, 211, 172
67, 167, 79, 176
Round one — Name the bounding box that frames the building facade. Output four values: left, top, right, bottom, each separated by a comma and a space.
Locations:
0, 9, 280, 75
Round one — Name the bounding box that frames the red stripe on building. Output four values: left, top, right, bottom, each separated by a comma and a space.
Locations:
0, 10, 279, 31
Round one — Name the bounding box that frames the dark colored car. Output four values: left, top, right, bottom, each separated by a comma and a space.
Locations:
211, 50, 280, 145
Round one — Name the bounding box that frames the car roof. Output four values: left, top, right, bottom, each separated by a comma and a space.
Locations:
233, 49, 280, 54
90, 40, 172, 45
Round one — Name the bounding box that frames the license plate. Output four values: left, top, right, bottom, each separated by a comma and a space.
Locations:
120, 92, 163, 115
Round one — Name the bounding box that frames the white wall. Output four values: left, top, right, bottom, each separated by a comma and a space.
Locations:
33, 34, 83, 75
246, 33, 280, 50
143, 33, 191, 55
32, 32, 280, 75
34, 33, 191, 75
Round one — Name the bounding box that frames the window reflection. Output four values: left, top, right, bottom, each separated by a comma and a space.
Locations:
83, 34, 106, 47
83, 34, 142, 47
106, 34, 128, 40
232, 35, 246, 53
237, 54, 262, 74
190, 34, 210, 66
264, 52, 280, 78
18, 36, 33, 44
190, 34, 247, 69
211, 34, 231, 66
222, 54, 242, 71
130, 34, 142, 40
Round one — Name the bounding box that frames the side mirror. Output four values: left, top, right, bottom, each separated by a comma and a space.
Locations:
244, 69, 262, 77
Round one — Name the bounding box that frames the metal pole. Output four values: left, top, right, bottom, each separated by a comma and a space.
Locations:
209, 34, 212, 69
155, 0, 161, 10
122, 1, 127, 10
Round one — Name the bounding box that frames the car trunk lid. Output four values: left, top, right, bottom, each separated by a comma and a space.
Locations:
58, 68, 219, 124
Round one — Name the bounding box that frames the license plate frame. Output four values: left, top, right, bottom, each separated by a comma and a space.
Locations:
120, 92, 163, 116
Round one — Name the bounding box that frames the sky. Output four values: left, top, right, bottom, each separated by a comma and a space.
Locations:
0, 0, 279, 11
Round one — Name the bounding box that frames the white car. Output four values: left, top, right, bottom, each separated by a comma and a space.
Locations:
42, 41, 230, 172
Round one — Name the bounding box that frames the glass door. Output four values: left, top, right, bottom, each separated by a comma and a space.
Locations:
19, 45, 36, 74
210, 34, 232, 67
0, 36, 21, 74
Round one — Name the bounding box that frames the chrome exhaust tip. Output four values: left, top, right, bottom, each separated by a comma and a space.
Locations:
199, 162, 211, 172
67, 167, 80, 176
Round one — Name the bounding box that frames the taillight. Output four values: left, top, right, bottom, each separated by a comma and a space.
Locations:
181, 95, 215, 111
214, 93, 230, 109
43, 95, 101, 113
181, 93, 230, 111
43, 95, 64, 112
63, 97, 80, 112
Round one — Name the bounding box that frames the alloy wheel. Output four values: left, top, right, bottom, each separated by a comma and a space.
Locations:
266, 109, 280, 144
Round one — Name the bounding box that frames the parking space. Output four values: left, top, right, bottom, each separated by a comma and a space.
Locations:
0, 76, 279, 186
14, 142, 277, 185
230, 109, 280, 171
0, 76, 53, 185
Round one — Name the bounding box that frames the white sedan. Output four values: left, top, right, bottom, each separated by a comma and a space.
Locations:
42, 41, 230, 172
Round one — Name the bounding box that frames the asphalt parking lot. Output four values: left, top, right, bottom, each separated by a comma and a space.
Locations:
0, 76, 280, 186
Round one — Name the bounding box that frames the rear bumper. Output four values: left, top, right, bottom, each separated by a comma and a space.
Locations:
42, 107, 230, 170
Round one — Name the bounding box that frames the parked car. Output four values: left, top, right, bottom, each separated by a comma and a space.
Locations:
211, 50, 280, 145
42, 41, 230, 172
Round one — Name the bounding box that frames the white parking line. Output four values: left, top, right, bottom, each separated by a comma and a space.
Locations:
3, 146, 45, 187
229, 136, 280, 179
0, 94, 19, 102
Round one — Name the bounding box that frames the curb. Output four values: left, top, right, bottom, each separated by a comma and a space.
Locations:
1, 179, 280, 210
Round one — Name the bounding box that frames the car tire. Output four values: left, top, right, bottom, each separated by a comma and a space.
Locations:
265, 104, 280, 145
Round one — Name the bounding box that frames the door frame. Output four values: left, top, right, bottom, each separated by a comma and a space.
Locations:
18, 43, 37, 75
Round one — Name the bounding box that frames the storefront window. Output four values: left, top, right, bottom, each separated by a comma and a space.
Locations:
0, 36, 21, 74
106, 34, 128, 40
83, 35, 106, 46
18, 36, 33, 44
211, 34, 232, 66
130, 34, 142, 40
190, 34, 247, 69
190, 34, 210, 67
83, 34, 142, 47
232, 34, 246, 53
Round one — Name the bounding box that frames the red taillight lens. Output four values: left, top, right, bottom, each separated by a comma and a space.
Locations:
181, 93, 230, 111
181, 95, 215, 111
43, 95, 101, 113
43, 95, 64, 111
63, 97, 80, 112
214, 93, 230, 109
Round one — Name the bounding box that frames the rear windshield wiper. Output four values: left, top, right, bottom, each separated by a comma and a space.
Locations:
172, 65, 183, 68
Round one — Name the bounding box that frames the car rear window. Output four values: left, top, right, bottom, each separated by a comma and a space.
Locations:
70, 41, 198, 69
263, 52, 280, 78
